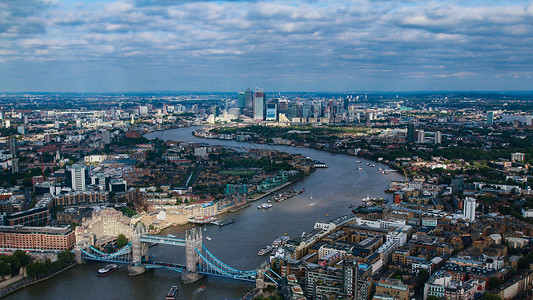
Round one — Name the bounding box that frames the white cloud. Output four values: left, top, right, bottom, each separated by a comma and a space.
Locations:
1, 0, 533, 92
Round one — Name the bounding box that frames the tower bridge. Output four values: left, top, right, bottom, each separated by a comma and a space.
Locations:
75, 223, 258, 283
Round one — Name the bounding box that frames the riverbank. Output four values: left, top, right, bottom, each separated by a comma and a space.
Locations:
191, 126, 401, 171
0, 263, 77, 299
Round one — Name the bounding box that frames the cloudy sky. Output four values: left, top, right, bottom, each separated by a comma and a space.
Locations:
1, 0, 533, 92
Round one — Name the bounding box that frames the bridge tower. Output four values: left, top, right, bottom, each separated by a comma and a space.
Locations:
181, 227, 204, 283
128, 222, 148, 276
255, 262, 268, 289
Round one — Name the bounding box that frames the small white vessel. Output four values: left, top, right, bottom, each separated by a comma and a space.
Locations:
206, 236, 211, 241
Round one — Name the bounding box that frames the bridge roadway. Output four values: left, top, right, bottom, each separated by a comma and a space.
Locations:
139, 235, 186, 246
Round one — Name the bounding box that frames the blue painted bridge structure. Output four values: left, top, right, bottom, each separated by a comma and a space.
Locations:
76, 225, 257, 283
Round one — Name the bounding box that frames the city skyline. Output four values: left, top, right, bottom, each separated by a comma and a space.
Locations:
1, 0, 533, 93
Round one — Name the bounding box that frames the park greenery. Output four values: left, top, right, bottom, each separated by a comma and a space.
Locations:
0, 250, 30, 277
25, 250, 75, 278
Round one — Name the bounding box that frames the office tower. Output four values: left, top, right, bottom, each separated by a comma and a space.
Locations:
54, 120, 60, 129
313, 102, 321, 118
243, 88, 253, 117
407, 123, 416, 143
102, 130, 111, 144
266, 103, 277, 121
44, 134, 51, 144
8, 137, 17, 156
511, 152, 525, 162
342, 258, 358, 298
487, 111, 494, 125
71, 164, 86, 191
237, 92, 245, 109
253, 90, 265, 120
17, 126, 26, 135
277, 99, 288, 115
139, 105, 149, 115
76, 119, 82, 128
463, 197, 476, 222
435, 131, 442, 144
10, 158, 18, 173
417, 130, 425, 143
343, 98, 349, 110
302, 103, 311, 118
288, 101, 298, 120
5, 120, 11, 128
24, 115, 29, 124
527, 115, 533, 126
224, 98, 228, 111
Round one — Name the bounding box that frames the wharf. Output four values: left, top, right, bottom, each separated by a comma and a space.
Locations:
189, 216, 215, 224
211, 218, 236, 227
228, 203, 250, 212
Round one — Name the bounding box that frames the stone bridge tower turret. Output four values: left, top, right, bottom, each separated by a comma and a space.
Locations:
181, 227, 204, 283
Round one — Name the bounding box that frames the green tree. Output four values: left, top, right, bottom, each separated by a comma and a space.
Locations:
2, 255, 21, 276
0, 261, 12, 276
26, 262, 47, 277
116, 234, 128, 249
415, 269, 430, 292
517, 257, 529, 270
121, 207, 137, 218
482, 293, 502, 300
13, 250, 30, 267
488, 277, 501, 288
57, 250, 74, 265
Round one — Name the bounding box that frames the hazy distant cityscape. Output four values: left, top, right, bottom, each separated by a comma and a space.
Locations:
3, 0, 533, 299
0, 91, 532, 299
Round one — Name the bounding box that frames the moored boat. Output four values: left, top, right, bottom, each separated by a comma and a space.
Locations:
258, 245, 274, 255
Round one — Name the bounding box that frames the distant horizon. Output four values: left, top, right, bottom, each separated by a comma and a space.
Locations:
2, 1, 533, 92
2, 90, 533, 96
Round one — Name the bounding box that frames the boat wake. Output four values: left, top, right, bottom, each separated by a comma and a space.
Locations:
307, 200, 319, 207
193, 285, 206, 296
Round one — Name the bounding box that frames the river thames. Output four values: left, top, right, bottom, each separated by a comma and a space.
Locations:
5, 126, 403, 300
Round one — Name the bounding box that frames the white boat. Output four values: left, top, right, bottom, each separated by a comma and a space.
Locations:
258, 245, 274, 255
167, 234, 176, 238
206, 236, 211, 241
97, 264, 118, 276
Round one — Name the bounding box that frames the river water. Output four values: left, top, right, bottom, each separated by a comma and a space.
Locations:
6, 126, 403, 300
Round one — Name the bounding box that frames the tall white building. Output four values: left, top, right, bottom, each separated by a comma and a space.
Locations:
417, 130, 425, 143
435, 131, 442, 144
71, 164, 86, 191
463, 197, 476, 222
527, 115, 533, 126
253, 90, 265, 120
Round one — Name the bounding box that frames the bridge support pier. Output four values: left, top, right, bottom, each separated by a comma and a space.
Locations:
181, 227, 204, 284
74, 245, 86, 264
128, 222, 148, 276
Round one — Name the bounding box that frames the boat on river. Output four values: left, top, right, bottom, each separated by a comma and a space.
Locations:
258, 245, 274, 255
97, 264, 118, 277
257, 203, 273, 209
273, 189, 305, 202
166, 286, 178, 300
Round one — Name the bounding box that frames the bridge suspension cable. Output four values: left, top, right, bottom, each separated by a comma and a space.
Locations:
201, 245, 257, 275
